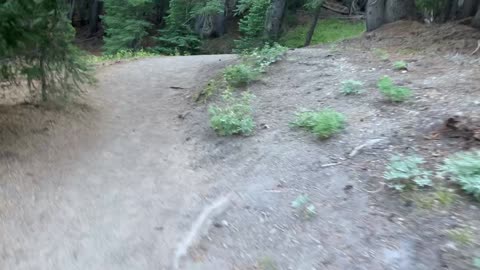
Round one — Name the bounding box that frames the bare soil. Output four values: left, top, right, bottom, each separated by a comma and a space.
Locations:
1, 22, 480, 270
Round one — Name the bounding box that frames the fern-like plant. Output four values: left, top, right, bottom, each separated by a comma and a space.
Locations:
292, 109, 346, 139
209, 91, 255, 136
384, 155, 433, 191
438, 151, 480, 200
378, 76, 412, 102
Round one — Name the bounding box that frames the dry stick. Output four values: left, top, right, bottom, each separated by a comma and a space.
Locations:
172, 194, 232, 269
471, 40, 480, 55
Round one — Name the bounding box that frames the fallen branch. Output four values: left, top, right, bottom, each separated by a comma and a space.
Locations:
471, 40, 480, 55
348, 139, 384, 158
173, 194, 232, 269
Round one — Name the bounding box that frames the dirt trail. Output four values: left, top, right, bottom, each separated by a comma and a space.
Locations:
0, 55, 235, 270
1, 45, 479, 270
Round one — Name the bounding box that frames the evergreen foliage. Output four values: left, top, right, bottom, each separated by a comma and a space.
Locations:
0, 0, 92, 102
156, 0, 222, 55
235, 0, 272, 50
102, 0, 154, 54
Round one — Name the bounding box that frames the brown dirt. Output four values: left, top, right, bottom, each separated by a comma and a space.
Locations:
1, 21, 480, 270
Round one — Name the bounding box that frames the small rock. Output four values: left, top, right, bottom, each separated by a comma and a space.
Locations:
221, 220, 229, 227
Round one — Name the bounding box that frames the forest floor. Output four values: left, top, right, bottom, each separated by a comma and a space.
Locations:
1, 21, 480, 270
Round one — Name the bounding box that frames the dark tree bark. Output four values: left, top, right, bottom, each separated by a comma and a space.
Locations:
384, 0, 415, 23
366, 0, 385, 31
473, 8, 480, 28
265, 0, 287, 40
460, 0, 478, 18
88, 0, 99, 36
304, 7, 321, 47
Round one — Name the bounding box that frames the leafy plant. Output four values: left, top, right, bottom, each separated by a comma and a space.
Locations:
292, 109, 346, 139
384, 155, 433, 191
447, 228, 474, 246
393, 61, 408, 71
438, 151, 480, 200
291, 195, 316, 219
209, 91, 255, 136
378, 76, 412, 102
341, 80, 363, 95
223, 64, 260, 87
243, 43, 288, 71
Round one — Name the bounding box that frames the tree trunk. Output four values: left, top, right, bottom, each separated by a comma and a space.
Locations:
366, 0, 385, 31
88, 0, 99, 36
265, 0, 287, 40
304, 7, 321, 47
439, 0, 455, 22
460, 0, 478, 18
473, 8, 480, 28
384, 0, 415, 23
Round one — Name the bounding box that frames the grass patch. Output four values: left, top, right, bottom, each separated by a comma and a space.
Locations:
373, 48, 390, 61
447, 228, 474, 246
292, 109, 346, 139
86, 49, 159, 64
209, 91, 255, 136
378, 76, 412, 102
279, 19, 365, 48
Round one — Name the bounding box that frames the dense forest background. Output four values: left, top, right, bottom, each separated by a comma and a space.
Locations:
2, 0, 480, 101
70, 0, 480, 55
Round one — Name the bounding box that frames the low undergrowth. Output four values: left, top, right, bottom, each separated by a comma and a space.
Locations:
292, 109, 346, 139
378, 76, 412, 102
209, 91, 255, 136
280, 19, 365, 48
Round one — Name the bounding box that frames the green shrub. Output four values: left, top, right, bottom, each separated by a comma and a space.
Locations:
244, 43, 288, 71
378, 76, 412, 102
341, 80, 363, 95
384, 155, 433, 191
209, 91, 255, 136
224, 64, 260, 87
393, 61, 408, 71
292, 109, 346, 139
438, 151, 480, 200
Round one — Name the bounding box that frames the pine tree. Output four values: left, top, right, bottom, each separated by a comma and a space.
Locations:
102, 0, 154, 54
0, 0, 92, 102
235, 0, 272, 51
